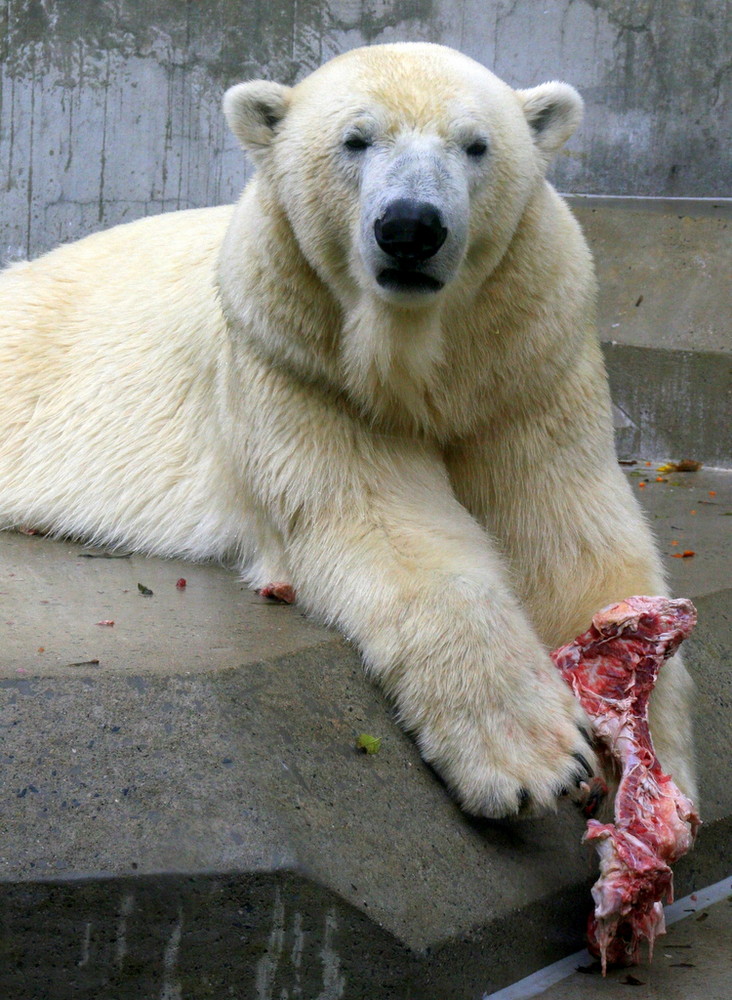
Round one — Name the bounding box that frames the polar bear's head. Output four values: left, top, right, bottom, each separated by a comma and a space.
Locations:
224, 43, 582, 310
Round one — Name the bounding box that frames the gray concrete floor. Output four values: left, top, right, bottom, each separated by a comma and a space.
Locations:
0, 528, 329, 679
626, 464, 732, 600
531, 895, 732, 1000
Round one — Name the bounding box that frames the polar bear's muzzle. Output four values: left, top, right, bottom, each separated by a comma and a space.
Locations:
373, 198, 447, 294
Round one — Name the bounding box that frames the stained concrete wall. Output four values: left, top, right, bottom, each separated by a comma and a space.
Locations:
1, 0, 730, 260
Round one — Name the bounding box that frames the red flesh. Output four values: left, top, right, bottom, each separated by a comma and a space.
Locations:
550, 596, 700, 973
259, 582, 297, 604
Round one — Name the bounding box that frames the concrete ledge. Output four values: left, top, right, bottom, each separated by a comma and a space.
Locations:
605, 344, 732, 466
1, 466, 730, 998
561, 197, 732, 466
568, 196, 731, 356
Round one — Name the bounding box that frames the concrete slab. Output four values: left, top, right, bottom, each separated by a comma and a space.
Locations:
628, 465, 732, 602
0, 531, 330, 677
563, 198, 732, 467
605, 344, 732, 467
0, 466, 730, 998
568, 197, 732, 356
528, 895, 732, 1000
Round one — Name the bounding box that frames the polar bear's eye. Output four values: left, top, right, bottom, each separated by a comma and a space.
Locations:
465, 138, 489, 158
343, 134, 371, 152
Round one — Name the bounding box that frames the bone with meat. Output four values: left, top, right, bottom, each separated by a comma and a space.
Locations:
550, 596, 700, 972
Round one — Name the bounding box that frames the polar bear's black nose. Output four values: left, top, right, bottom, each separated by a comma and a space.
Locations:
374, 199, 448, 262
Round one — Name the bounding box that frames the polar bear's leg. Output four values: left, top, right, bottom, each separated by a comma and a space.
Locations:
447, 427, 697, 803
228, 363, 601, 818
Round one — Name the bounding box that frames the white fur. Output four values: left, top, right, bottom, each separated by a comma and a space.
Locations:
0, 43, 694, 817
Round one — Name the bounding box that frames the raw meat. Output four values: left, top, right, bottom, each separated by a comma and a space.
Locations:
550, 596, 700, 973
258, 582, 296, 604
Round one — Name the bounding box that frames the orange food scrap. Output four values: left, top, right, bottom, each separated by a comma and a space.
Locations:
690, 510, 697, 515
645, 461, 652, 467
672, 550, 696, 559
709, 491, 717, 497
655, 477, 668, 483
638, 482, 646, 488
671, 541, 679, 546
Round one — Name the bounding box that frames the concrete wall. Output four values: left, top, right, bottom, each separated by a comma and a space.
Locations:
1, 0, 730, 260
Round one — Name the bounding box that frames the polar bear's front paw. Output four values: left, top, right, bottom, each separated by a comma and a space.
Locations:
419, 679, 601, 819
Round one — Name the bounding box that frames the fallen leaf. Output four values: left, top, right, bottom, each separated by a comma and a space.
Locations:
137, 583, 153, 596
656, 460, 702, 473
95, 620, 115, 627
622, 973, 645, 985
356, 734, 382, 754
67, 659, 100, 667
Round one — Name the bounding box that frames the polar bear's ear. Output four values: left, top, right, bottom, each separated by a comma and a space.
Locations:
223, 81, 292, 156
516, 82, 583, 164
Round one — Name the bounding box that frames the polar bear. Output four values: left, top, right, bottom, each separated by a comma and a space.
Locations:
0, 43, 694, 817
